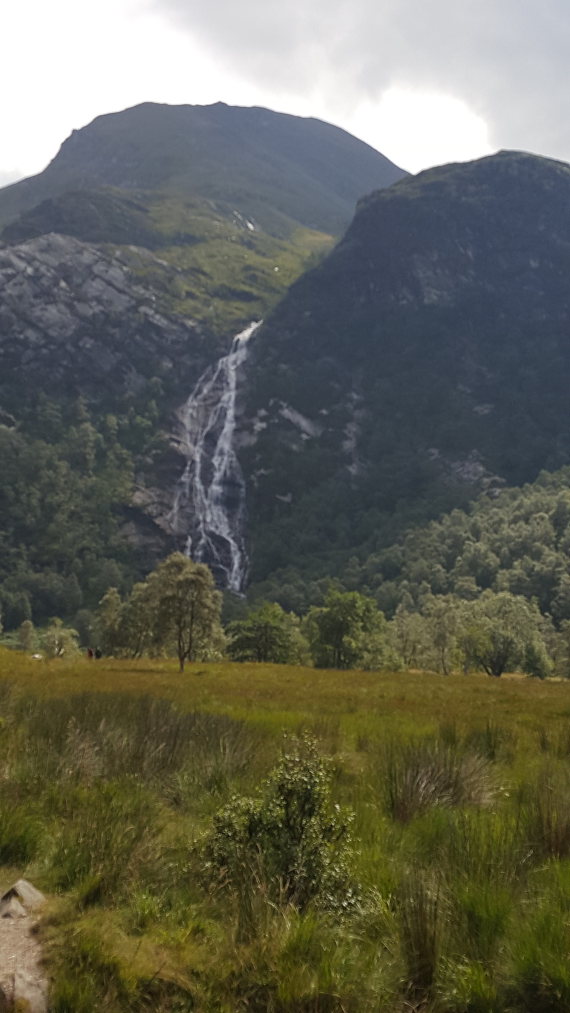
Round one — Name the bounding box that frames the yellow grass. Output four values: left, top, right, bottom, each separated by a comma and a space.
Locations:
2, 649, 570, 742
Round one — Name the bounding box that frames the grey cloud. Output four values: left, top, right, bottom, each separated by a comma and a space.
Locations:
153, 0, 570, 160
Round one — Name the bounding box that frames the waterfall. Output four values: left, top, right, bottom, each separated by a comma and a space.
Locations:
169, 320, 261, 592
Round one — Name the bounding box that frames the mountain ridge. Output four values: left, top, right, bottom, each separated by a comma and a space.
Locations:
0, 101, 406, 236
0, 102, 407, 338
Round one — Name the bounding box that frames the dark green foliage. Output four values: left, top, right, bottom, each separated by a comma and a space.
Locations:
0, 415, 135, 628
355, 469, 570, 622
305, 589, 391, 669
227, 601, 307, 663
203, 736, 355, 914
96, 554, 223, 667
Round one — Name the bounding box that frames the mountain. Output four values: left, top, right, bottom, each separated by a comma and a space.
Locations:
240, 150, 570, 591
0, 102, 406, 235
0, 103, 406, 625
8, 109, 570, 626
0, 103, 406, 336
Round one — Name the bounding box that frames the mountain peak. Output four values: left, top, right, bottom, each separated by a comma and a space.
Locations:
0, 102, 407, 236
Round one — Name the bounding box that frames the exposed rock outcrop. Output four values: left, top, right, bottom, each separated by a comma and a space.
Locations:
0, 233, 211, 409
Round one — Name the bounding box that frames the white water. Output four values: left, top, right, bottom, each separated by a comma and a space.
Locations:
170, 321, 261, 592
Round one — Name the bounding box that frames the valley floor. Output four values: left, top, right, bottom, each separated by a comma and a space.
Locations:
1, 651, 570, 1011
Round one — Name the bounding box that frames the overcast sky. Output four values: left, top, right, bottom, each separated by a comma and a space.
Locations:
2, 0, 569, 184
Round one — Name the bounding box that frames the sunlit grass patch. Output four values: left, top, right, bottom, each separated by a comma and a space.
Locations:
3, 650, 570, 1008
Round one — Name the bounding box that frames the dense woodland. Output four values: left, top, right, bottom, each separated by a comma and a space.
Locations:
6, 429, 570, 679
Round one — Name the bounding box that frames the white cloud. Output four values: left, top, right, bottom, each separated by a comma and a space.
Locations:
349, 90, 493, 174
151, 0, 570, 160
5, 0, 566, 184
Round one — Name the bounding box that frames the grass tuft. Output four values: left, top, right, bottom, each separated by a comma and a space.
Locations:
381, 739, 493, 823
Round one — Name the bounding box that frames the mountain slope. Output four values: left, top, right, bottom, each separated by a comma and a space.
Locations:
0, 104, 407, 623
0, 102, 406, 236
241, 150, 570, 585
0, 103, 406, 335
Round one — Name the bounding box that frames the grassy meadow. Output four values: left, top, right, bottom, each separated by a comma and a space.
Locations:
3, 649, 570, 1010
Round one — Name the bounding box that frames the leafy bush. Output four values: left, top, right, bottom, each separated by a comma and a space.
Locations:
203, 736, 356, 917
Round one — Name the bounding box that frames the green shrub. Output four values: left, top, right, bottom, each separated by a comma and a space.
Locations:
202, 736, 356, 919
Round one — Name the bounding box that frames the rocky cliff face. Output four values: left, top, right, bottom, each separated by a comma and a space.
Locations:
0, 233, 220, 563
0, 104, 408, 620
239, 151, 570, 581
0, 233, 212, 409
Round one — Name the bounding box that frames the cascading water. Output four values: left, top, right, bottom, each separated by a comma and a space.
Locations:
169, 320, 261, 592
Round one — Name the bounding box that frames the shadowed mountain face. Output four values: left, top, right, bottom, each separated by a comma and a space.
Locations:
240, 151, 570, 582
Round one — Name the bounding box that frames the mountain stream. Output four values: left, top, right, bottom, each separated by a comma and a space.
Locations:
169, 321, 261, 592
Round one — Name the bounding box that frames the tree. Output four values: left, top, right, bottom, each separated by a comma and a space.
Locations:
227, 602, 308, 663
305, 589, 389, 669
40, 617, 80, 658
457, 591, 549, 677
147, 553, 222, 672
17, 619, 38, 653
420, 594, 462, 676
95, 555, 222, 667
389, 604, 428, 669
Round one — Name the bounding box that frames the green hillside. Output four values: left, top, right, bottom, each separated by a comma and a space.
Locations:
0, 102, 406, 336
0, 102, 406, 235
2, 187, 332, 332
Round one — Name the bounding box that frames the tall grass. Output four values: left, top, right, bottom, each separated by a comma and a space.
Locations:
521, 765, 570, 860
380, 738, 493, 823
398, 873, 442, 1002
3, 655, 570, 1009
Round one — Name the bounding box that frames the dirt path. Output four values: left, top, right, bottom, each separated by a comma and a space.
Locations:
0, 881, 47, 1012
